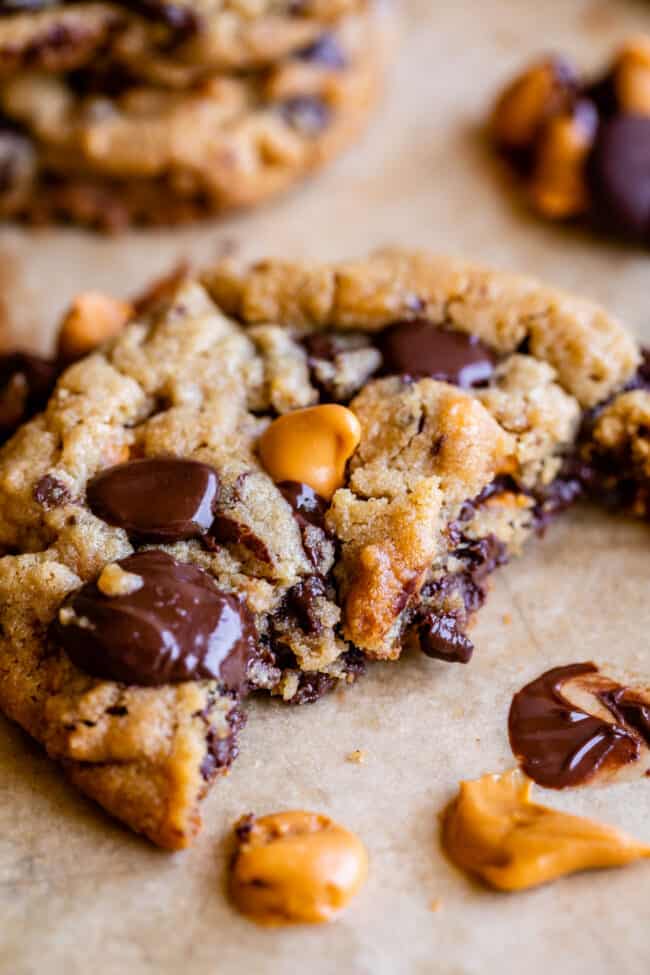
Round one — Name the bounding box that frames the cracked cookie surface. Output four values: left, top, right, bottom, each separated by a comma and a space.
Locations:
0, 249, 646, 848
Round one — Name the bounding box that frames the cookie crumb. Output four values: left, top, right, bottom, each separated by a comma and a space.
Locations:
97, 563, 144, 597
429, 898, 443, 913
346, 749, 366, 764
502, 612, 512, 625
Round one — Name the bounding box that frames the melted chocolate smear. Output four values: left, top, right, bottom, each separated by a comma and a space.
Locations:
53, 550, 257, 691
378, 321, 497, 387
87, 458, 220, 543
0, 352, 58, 443
508, 663, 642, 789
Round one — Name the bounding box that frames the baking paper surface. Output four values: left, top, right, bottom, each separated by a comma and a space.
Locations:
2, 2, 650, 972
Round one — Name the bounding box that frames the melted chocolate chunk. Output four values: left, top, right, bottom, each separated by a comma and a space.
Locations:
281, 96, 331, 136
200, 705, 245, 781
297, 33, 346, 69
52, 550, 257, 690
377, 321, 497, 387
0, 0, 199, 41
419, 611, 474, 664
599, 689, 650, 748
87, 458, 220, 543
587, 115, 650, 243
278, 480, 331, 566
282, 575, 328, 635
210, 514, 272, 564
508, 663, 641, 789
0, 352, 58, 443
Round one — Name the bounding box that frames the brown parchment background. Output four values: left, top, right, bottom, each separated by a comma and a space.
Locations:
2, 1, 650, 972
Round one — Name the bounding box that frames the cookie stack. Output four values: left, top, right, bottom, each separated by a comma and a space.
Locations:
0, 1, 390, 229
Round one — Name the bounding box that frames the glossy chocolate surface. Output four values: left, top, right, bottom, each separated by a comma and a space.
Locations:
53, 550, 257, 690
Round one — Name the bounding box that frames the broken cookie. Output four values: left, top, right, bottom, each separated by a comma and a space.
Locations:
1, 249, 649, 847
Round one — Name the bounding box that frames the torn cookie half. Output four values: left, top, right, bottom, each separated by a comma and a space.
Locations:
0, 248, 647, 847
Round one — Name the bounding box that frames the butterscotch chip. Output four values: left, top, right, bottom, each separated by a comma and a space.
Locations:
258, 404, 361, 500
528, 102, 597, 219
442, 769, 650, 892
230, 810, 368, 925
57, 292, 133, 364
613, 36, 650, 116
491, 58, 576, 152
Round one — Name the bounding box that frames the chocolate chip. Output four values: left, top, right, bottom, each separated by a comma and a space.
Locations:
87, 458, 220, 543
278, 481, 327, 530
283, 575, 327, 635
281, 96, 331, 136
297, 34, 347, 69
587, 114, 650, 242
278, 480, 331, 566
200, 705, 245, 781
377, 322, 497, 387
301, 332, 342, 362
52, 550, 257, 690
33, 474, 71, 510
210, 514, 272, 564
0, 352, 58, 443
419, 611, 474, 664
0, 0, 58, 13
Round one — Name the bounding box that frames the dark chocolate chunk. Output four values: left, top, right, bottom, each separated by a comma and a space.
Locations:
210, 514, 272, 564
283, 575, 327, 635
297, 33, 346, 69
87, 458, 220, 543
52, 550, 257, 690
377, 321, 497, 387
587, 114, 650, 243
200, 705, 245, 781
278, 480, 331, 566
0, 0, 58, 13
0, 352, 58, 443
281, 96, 331, 136
508, 663, 640, 789
301, 331, 342, 363
419, 611, 474, 664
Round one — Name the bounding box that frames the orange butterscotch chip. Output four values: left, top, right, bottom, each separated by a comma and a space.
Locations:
442, 769, 650, 892
528, 104, 597, 219
258, 404, 361, 500
491, 58, 575, 151
613, 36, 650, 116
57, 291, 133, 364
230, 810, 368, 925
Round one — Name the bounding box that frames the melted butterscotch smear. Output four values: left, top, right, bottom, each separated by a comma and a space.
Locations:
441, 769, 650, 892
508, 662, 650, 789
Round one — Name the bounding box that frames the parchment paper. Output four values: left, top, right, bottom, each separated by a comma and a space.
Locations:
2, 2, 650, 973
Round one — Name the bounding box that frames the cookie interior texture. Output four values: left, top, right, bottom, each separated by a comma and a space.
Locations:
0, 249, 646, 848
0, 2, 389, 229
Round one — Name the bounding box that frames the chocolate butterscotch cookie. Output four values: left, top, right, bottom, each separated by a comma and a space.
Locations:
0, 2, 391, 228
0, 249, 648, 848
490, 36, 650, 244
0, 0, 366, 79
